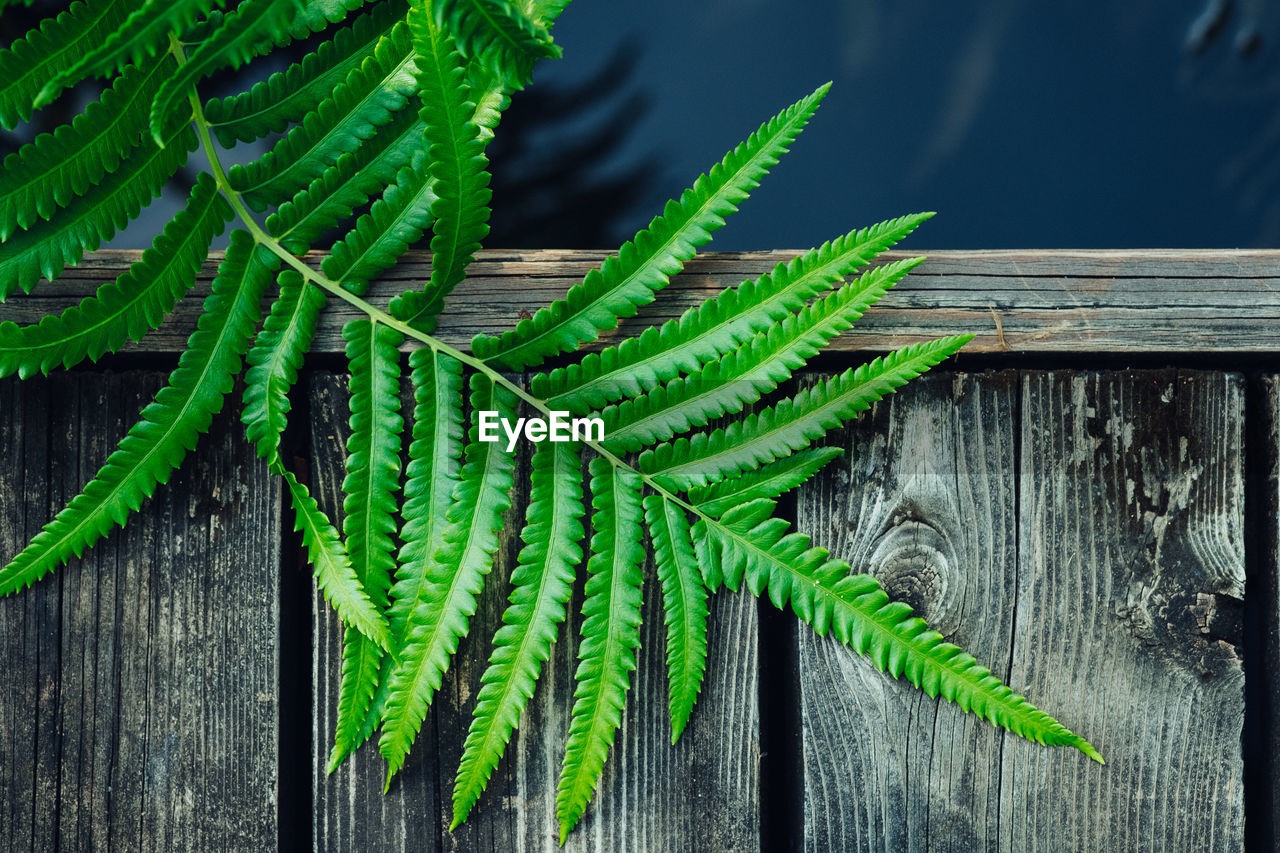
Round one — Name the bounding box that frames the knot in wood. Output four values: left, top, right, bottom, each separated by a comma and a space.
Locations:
868, 519, 955, 630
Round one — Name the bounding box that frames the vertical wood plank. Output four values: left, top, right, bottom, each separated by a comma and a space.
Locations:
795, 369, 1245, 851
795, 370, 1020, 851
1261, 375, 1280, 850
1006, 370, 1244, 851
309, 370, 760, 852
0, 373, 281, 851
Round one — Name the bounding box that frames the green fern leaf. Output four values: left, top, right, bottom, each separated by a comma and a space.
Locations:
0, 54, 170, 240
228, 20, 419, 210
692, 498, 1103, 763
387, 0, 494, 332
471, 83, 830, 370
601, 258, 925, 454
555, 458, 645, 842
438, 0, 561, 89
150, 0, 302, 146
641, 335, 973, 491
328, 318, 406, 767
320, 151, 438, 291
203, 2, 405, 146
642, 493, 708, 743
451, 440, 585, 828
379, 373, 518, 787
0, 174, 231, 379
242, 272, 326, 465
0, 0, 137, 129
280, 465, 391, 651
0, 122, 195, 300
318, 83, 504, 290
688, 446, 844, 518
536, 215, 933, 412
35, 0, 218, 107
386, 347, 465, 645
0, 230, 276, 595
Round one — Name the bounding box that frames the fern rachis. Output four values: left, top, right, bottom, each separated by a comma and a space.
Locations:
0, 0, 1101, 843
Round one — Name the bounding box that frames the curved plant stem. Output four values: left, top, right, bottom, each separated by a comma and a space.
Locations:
172, 32, 702, 517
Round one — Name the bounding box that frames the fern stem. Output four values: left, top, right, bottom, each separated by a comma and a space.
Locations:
177, 36, 702, 522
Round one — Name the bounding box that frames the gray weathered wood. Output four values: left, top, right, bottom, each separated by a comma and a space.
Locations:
6, 249, 1280, 356
796, 370, 1245, 851
1263, 376, 1280, 850
795, 371, 1021, 850
0, 373, 281, 852
308, 371, 759, 852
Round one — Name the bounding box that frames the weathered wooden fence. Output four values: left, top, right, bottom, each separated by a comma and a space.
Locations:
1, 249, 1275, 851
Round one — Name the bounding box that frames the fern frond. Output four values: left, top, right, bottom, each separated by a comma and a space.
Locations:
35, 0, 218, 106
0, 0, 135, 129
386, 347, 465, 645
472, 83, 831, 370
555, 458, 645, 843
535, 215, 933, 412
642, 493, 707, 743
320, 151, 438, 292
451, 440, 585, 828
438, 0, 560, 89
203, 1, 405, 146
0, 123, 195, 300
641, 335, 973, 491
0, 174, 231, 379
0, 54, 170, 240
228, 21, 419, 210
388, 0, 494, 333
150, 0, 302, 146
688, 446, 844, 518
328, 318, 406, 767
242, 272, 326, 465
0, 230, 276, 595
692, 499, 1103, 763
600, 258, 925, 453
379, 373, 518, 787
280, 466, 391, 651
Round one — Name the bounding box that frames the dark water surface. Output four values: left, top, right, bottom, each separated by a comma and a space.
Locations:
4, 0, 1278, 250
531, 0, 1280, 249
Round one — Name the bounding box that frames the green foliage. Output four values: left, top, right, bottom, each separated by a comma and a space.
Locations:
0, 0, 1100, 843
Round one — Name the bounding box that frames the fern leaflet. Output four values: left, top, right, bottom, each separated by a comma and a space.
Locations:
472, 83, 831, 370
692, 498, 1103, 762
378, 373, 518, 786
555, 458, 645, 842
641, 336, 974, 490
0, 230, 275, 595
0, 174, 231, 379
643, 493, 708, 743
452, 439, 585, 828
328, 318, 406, 767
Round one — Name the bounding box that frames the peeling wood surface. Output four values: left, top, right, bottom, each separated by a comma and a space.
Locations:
307, 373, 759, 852
6, 249, 1280, 356
0, 375, 280, 851
797, 370, 1246, 851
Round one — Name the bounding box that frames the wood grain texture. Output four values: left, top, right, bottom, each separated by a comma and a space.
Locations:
795, 370, 1021, 851
308, 371, 760, 852
0, 373, 281, 852
5, 249, 1279, 356
795, 370, 1245, 852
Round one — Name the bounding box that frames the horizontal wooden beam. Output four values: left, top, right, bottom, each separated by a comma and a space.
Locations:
4, 249, 1279, 356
